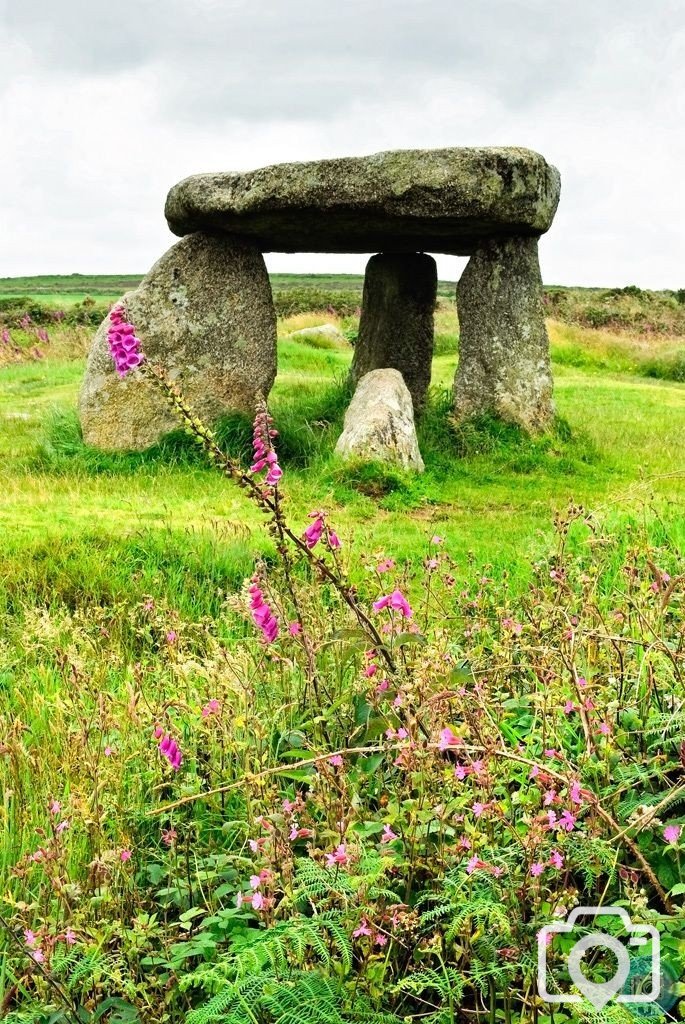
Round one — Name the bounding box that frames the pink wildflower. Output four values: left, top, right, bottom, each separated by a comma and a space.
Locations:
438, 726, 462, 751
49, 800, 61, 816
376, 558, 395, 573
166, 630, 177, 644
31, 949, 46, 964
55, 820, 70, 834
374, 933, 388, 947
569, 781, 583, 805
104, 746, 113, 756
303, 513, 324, 549
251, 407, 282, 487
328, 754, 343, 767
249, 874, 262, 890
158, 732, 182, 771
373, 590, 413, 618
106, 305, 145, 377
558, 810, 576, 832
64, 928, 77, 946
24, 929, 37, 948
381, 824, 398, 844
663, 825, 681, 845
325, 843, 349, 868
466, 855, 485, 875
251, 891, 264, 910
288, 621, 302, 636
162, 828, 177, 846
472, 802, 485, 818
1, 329, 11, 344
201, 698, 220, 717
563, 701, 575, 715
120, 849, 132, 862
598, 722, 611, 736
328, 530, 342, 550
249, 582, 279, 644
549, 850, 564, 870
353, 917, 373, 938
530, 862, 544, 877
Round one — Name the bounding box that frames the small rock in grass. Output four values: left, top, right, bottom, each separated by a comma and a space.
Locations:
335, 369, 424, 472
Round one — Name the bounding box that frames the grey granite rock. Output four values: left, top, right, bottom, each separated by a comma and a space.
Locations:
79, 232, 276, 451
453, 236, 554, 433
350, 252, 436, 414
335, 369, 424, 472
165, 147, 561, 255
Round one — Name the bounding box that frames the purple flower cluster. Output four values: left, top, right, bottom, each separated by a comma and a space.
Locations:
1, 329, 10, 345
107, 305, 145, 377
154, 726, 182, 770
250, 408, 282, 487
249, 582, 279, 643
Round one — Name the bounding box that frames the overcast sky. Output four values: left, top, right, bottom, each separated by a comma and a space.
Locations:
1, 0, 683, 287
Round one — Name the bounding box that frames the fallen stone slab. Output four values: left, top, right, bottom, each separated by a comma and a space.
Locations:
335, 369, 424, 472
79, 232, 276, 451
165, 147, 561, 255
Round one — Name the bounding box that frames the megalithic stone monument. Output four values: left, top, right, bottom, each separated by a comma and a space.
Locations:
80, 147, 560, 452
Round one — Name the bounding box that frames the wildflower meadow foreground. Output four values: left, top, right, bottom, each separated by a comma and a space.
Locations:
1, 302, 685, 1024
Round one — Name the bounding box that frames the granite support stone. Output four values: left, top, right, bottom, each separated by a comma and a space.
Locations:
79, 232, 277, 451
350, 252, 437, 414
453, 236, 554, 432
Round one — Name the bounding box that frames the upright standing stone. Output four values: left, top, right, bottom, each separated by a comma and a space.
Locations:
453, 237, 554, 433
350, 253, 437, 414
79, 233, 277, 451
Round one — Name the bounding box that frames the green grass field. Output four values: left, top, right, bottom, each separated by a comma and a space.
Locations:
2, 277, 685, 1022
1, 300, 684, 618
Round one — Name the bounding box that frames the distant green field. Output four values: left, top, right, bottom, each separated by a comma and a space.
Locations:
0, 272, 460, 305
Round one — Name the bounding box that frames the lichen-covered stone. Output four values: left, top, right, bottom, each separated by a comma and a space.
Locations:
453, 236, 554, 433
165, 147, 561, 255
79, 233, 276, 451
290, 323, 346, 345
335, 369, 424, 472
350, 253, 436, 414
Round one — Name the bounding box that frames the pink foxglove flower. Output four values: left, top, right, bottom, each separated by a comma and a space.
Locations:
251, 407, 282, 487
249, 582, 279, 643
158, 732, 182, 771
107, 305, 145, 377
303, 512, 324, 549
373, 590, 413, 618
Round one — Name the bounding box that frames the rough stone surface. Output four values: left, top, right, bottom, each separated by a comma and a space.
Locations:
165, 147, 561, 255
290, 323, 345, 344
79, 232, 277, 451
335, 369, 424, 472
350, 253, 436, 414
453, 236, 554, 432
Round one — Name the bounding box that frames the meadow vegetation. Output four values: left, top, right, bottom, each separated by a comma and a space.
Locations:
0, 277, 684, 1023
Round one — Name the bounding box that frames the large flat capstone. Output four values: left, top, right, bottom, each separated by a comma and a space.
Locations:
165, 147, 560, 255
